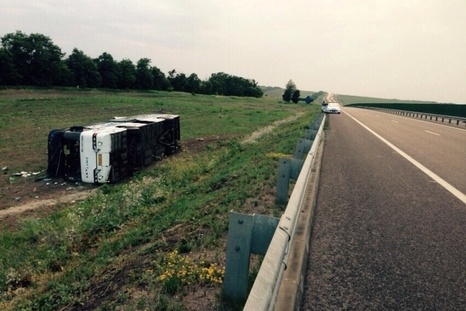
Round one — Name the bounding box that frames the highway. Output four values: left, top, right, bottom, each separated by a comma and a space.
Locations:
302, 107, 466, 309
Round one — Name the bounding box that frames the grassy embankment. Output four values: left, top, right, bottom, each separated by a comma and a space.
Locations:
0, 89, 322, 310
336, 94, 437, 105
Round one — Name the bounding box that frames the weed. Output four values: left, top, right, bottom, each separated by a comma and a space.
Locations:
155, 250, 224, 294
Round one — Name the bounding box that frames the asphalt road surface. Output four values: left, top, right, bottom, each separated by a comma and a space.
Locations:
302, 107, 466, 310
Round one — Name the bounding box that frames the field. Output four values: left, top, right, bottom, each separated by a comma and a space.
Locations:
0, 88, 322, 310
336, 93, 438, 105
261, 86, 316, 100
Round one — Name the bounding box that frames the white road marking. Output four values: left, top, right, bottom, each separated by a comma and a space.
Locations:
343, 110, 466, 205
424, 130, 440, 136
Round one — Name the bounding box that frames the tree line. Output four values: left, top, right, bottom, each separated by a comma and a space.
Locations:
0, 31, 263, 97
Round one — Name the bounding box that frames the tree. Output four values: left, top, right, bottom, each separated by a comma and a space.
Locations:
53, 61, 72, 86
167, 69, 188, 92
65, 48, 101, 87
151, 66, 170, 90
282, 79, 296, 103
186, 73, 201, 94
206, 72, 263, 97
0, 30, 266, 96
208, 72, 229, 95
199, 80, 213, 94
1, 31, 65, 86
282, 89, 292, 102
95, 52, 118, 88
243, 78, 263, 98
0, 49, 19, 85
117, 59, 136, 89
291, 89, 301, 103
135, 58, 153, 89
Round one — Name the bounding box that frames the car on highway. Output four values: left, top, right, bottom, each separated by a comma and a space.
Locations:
322, 102, 341, 114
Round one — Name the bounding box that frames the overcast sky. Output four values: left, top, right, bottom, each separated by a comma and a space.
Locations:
2, 0, 466, 103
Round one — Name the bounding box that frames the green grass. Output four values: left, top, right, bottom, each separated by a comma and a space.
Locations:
0, 89, 305, 173
0, 88, 323, 310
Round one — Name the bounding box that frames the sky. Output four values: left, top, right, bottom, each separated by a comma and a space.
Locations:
2, 0, 466, 103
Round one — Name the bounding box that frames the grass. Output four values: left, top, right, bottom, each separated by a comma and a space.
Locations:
0, 89, 299, 175
0, 88, 323, 310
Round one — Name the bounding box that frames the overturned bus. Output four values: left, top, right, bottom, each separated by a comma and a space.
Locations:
47, 114, 180, 184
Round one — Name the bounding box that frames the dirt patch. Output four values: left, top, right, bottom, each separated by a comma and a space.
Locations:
242, 112, 306, 143
0, 179, 97, 232
0, 174, 96, 208
182, 134, 239, 154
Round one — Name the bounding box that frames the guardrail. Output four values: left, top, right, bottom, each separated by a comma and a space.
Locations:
356, 106, 466, 127
243, 114, 326, 311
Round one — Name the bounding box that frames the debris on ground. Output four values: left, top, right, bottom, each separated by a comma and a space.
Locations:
12, 171, 42, 178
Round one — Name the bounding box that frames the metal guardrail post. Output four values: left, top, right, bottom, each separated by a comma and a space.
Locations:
275, 159, 292, 205
275, 158, 305, 205
304, 129, 317, 140
294, 139, 313, 160
275, 115, 321, 205
222, 212, 279, 302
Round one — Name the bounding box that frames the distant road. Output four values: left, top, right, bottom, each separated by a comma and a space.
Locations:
343, 107, 466, 196
302, 107, 466, 309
